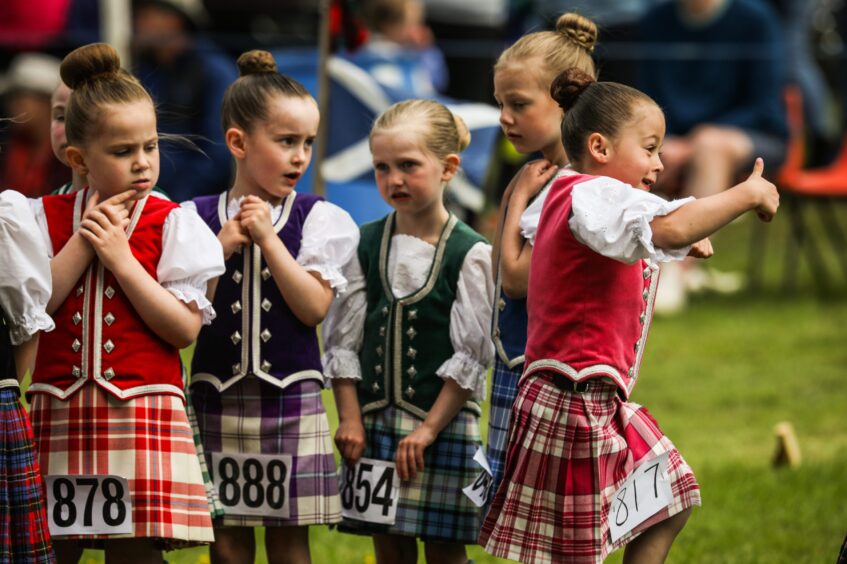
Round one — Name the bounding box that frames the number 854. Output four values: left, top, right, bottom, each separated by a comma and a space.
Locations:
340, 463, 395, 517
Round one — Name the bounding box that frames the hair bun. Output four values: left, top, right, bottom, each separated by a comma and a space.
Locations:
452, 113, 471, 152
237, 50, 278, 77
556, 12, 598, 53
60, 43, 121, 90
550, 67, 596, 110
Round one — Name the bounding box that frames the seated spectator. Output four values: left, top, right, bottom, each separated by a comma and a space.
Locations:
638, 0, 787, 199
347, 0, 448, 98
0, 52, 69, 196
636, 0, 788, 311
133, 0, 237, 201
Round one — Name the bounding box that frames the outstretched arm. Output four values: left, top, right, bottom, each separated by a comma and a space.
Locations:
651, 158, 779, 249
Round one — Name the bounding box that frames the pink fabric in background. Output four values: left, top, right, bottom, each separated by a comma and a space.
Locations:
0, 0, 71, 48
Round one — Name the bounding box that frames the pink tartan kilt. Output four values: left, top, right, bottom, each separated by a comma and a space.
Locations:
480, 373, 701, 564
29, 383, 215, 548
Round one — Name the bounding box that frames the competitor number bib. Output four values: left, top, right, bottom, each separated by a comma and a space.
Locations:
608, 452, 672, 542
339, 458, 399, 525
45, 475, 133, 535
210, 452, 293, 518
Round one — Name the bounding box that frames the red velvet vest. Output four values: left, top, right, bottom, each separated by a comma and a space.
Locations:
31, 190, 184, 401
524, 174, 660, 399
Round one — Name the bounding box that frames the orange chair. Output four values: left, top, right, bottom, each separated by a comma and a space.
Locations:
748, 84, 847, 290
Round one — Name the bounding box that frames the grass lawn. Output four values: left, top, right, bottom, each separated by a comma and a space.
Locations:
71, 203, 846, 563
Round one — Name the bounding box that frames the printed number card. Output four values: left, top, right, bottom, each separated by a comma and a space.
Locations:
210, 452, 292, 519
608, 452, 672, 543
46, 475, 133, 535
462, 447, 494, 507
339, 458, 400, 525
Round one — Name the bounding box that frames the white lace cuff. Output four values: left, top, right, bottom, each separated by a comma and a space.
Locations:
164, 281, 217, 325
300, 263, 349, 294
322, 348, 362, 381
436, 351, 487, 400
8, 312, 55, 346
629, 198, 696, 262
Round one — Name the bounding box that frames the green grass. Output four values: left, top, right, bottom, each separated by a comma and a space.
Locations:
74, 202, 847, 563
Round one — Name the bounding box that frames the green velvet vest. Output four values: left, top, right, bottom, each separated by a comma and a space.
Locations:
358, 213, 486, 419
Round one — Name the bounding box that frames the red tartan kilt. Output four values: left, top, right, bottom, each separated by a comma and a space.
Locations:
29, 383, 214, 548
480, 373, 701, 564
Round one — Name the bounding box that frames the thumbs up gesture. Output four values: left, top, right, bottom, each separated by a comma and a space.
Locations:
744, 158, 780, 222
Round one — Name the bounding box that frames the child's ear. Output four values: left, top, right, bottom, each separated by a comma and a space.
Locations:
441, 154, 460, 182
225, 127, 247, 159
587, 132, 611, 164
65, 146, 88, 176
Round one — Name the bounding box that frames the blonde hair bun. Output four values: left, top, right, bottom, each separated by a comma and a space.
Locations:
556, 12, 598, 53
453, 113, 471, 152
60, 43, 121, 90
237, 50, 278, 77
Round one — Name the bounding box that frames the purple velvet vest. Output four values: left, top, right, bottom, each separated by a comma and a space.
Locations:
190, 191, 324, 391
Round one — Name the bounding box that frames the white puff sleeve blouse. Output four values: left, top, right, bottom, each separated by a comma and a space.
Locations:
161, 205, 226, 324
567, 176, 695, 263
323, 234, 494, 400
519, 174, 696, 263
0, 190, 55, 345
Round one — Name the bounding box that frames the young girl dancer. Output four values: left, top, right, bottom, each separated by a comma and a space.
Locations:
0, 189, 55, 562
187, 50, 358, 563
48, 75, 222, 519
28, 43, 223, 561
480, 69, 779, 563
324, 99, 494, 563
488, 11, 598, 495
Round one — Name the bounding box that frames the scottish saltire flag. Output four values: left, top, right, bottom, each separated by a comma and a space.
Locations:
273, 47, 500, 225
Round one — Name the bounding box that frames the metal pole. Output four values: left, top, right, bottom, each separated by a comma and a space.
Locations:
100, 0, 133, 67
313, 0, 332, 197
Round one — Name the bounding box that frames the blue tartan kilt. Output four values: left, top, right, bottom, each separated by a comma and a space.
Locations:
338, 405, 482, 543
485, 357, 522, 496
0, 387, 54, 563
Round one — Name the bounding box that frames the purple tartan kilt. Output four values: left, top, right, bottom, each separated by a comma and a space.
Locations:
190, 376, 341, 527
0, 387, 54, 562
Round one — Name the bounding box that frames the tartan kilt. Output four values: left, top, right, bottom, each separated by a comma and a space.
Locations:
338, 405, 482, 544
0, 387, 54, 563
184, 392, 223, 519
486, 357, 522, 497
29, 383, 215, 548
190, 377, 341, 528
480, 373, 701, 564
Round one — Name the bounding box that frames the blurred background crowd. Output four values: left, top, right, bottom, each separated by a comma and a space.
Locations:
1, 0, 847, 308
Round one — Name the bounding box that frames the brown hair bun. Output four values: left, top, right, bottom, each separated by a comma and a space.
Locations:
60, 43, 121, 89
550, 67, 596, 110
556, 12, 598, 53
237, 50, 278, 77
